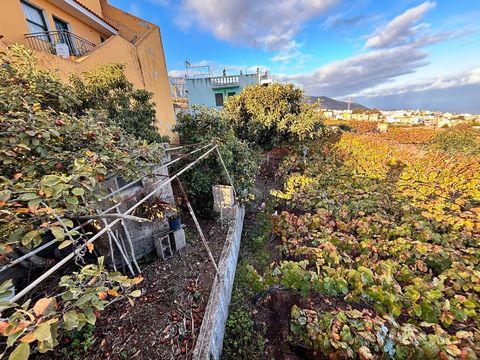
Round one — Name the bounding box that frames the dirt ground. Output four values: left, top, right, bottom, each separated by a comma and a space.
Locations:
90, 218, 228, 360
35, 217, 228, 360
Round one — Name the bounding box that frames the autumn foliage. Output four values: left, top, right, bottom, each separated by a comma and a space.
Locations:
251, 128, 480, 358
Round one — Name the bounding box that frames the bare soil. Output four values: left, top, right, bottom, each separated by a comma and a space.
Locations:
36, 217, 228, 360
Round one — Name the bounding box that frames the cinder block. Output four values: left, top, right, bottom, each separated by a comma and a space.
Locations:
169, 228, 186, 251
154, 235, 172, 260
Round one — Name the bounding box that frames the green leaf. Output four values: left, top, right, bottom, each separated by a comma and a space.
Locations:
62, 219, 74, 228
71, 188, 84, 196
58, 240, 72, 249
17, 193, 39, 201
8, 343, 30, 360
84, 307, 97, 325
21, 231, 38, 246
129, 290, 142, 298
63, 310, 79, 331
33, 323, 52, 342
50, 226, 64, 241
40, 175, 62, 187
66, 197, 79, 205
74, 294, 94, 307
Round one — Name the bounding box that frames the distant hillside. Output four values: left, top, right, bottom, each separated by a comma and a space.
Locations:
304, 95, 369, 110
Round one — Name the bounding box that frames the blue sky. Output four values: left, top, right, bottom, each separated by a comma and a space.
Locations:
109, 0, 480, 113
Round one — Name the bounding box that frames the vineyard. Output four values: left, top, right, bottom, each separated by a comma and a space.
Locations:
248, 128, 480, 359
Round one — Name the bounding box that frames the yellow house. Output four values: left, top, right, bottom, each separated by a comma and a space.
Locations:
0, 0, 177, 141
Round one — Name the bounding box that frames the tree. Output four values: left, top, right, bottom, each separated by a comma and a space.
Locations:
222, 83, 323, 150
70, 64, 168, 143
174, 107, 260, 213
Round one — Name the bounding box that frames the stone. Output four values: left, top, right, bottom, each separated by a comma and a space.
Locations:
215, 205, 237, 220
169, 228, 186, 251
212, 185, 235, 209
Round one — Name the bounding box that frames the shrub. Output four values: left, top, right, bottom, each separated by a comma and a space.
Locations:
0, 45, 164, 250
223, 83, 323, 150
432, 124, 480, 155
70, 63, 168, 143
0, 44, 158, 358
174, 107, 260, 212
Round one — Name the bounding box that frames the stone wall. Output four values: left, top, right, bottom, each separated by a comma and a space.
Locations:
192, 204, 245, 360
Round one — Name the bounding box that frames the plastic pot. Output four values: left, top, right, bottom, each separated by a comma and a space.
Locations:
168, 216, 181, 231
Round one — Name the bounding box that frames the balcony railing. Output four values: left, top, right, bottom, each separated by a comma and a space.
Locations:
103, 15, 138, 44
24, 30, 96, 58
211, 76, 239, 88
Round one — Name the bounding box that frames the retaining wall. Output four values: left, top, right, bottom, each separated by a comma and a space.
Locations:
192, 204, 245, 360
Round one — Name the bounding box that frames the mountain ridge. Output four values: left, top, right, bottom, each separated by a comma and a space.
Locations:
304, 95, 369, 110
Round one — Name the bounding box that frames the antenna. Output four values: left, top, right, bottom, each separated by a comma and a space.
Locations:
184, 59, 211, 79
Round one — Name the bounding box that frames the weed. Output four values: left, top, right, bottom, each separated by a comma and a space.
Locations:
58, 324, 95, 360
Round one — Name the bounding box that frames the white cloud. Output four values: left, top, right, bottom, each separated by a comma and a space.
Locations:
176, 0, 339, 51
354, 67, 480, 97
276, 45, 429, 96
168, 69, 186, 78
274, 1, 476, 98
365, 1, 436, 49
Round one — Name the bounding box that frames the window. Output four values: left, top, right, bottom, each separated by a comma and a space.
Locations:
215, 93, 224, 107
228, 92, 236, 97
53, 17, 75, 55
21, 1, 48, 33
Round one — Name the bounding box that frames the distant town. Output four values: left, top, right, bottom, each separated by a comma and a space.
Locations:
320, 108, 480, 127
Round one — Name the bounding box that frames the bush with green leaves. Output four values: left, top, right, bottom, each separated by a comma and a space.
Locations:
0, 258, 142, 359
0, 44, 164, 251
222, 83, 323, 150
174, 107, 260, 212
0, 44, 162, 358
70, 63, 168, 143
431, 124, 480, 155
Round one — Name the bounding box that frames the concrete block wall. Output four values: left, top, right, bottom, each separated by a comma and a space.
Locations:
192, 204, 245, 360
97, 149, 175, 268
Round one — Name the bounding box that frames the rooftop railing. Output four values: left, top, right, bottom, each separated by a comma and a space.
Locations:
211, 75, 239, 88
24, 30, 96, 57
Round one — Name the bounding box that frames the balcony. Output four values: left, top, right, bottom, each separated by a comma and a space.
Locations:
24, 30, 96, 58
211, 76, 239, 89
103, 15, 138, 44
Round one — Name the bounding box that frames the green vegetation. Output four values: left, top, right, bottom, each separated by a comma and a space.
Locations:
222, 208, 273, 360
223, 83, 323, 150
174, 106, 260, 212
0, 44, 158, 358
247, 129, 480, 358
71, 63, 168, 143
0, 44, 164, 252
58, 324, 95, 360
432, 124, 480, 155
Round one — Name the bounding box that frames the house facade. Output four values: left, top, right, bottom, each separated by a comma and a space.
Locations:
185, 70, 272, 108
0, 0, 177, 140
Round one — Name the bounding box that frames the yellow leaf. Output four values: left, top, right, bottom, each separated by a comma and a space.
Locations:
8, 343, 30, 360
33, 298, 55, 317
131, 276, 144, 285
20, 332, 36, 343
87, 243, 94, 254
107, 289, 119, 297
58, 240, 72, 249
